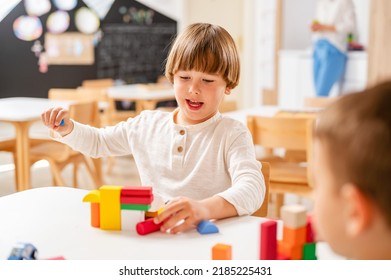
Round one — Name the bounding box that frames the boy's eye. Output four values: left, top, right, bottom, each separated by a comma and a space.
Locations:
179, 76, 190, 80
203, 79, 214, 83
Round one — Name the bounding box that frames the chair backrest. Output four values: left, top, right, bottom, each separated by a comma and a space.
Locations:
304, 96, 338, 108
247, 115, 315, 187
48, 88, 80, 100
252, 161, 270, 217
247, 116, 311, 151
70, 101, 99, 126
82, 78, 114, 88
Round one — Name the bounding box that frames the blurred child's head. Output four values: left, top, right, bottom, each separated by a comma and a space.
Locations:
313, 81, 391, 259
165, 23, 240, 89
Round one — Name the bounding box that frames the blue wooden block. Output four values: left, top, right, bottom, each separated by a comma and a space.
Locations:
197, 220, 219, 234
59, 119, 65, 126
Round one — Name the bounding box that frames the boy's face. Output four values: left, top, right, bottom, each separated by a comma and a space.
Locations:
173, 70, 230, 125
313, 139, 350, 256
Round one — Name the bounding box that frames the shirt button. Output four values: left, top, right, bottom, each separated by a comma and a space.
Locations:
177, 146, 183, 153
179, 130, 185, 135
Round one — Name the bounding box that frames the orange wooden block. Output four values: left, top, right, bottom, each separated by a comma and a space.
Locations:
277, 240, 303, 260
212, 243, 232, 260
90, 203, 100, 228
283, 225, 306, 246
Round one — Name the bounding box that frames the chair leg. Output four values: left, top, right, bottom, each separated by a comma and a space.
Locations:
82, 156, 101, 188
275, 193, 284, 218
73, 162, 78, 187
12, 152, 20, 191
106, 156, 115, 175
48, 161, 66, 186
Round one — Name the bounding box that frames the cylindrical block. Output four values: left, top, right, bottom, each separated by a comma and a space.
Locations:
136, 218, 162, 235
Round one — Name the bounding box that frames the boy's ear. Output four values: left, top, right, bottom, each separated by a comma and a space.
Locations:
341, 183, 373, 237
225, 87, 231, 95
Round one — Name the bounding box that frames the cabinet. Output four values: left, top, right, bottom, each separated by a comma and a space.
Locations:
278, 50, 367, 108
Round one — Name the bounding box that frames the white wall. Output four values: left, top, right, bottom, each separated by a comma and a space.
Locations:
282, 0, 369, 50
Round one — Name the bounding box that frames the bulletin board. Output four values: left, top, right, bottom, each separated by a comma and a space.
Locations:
45, 32, 95, 65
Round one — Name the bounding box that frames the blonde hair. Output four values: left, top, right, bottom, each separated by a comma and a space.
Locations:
165, 23, 240, 89
315, 81, 391, 227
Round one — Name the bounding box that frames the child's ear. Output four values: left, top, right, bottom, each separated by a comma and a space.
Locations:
225, 87, 231, 95
341, 183, 373, 237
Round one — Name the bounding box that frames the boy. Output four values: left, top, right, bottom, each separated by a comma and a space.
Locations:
312, 81, 391, 259
41, 23, 265, 234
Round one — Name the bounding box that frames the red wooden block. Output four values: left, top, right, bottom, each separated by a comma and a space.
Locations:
136, 218, 162, 235
306, 214, 316, 242
120, 195, 154, 205
260, 220, 277, 260
121, 186, 153, 197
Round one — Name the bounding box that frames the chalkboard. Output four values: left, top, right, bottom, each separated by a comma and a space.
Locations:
97, 23, 177, 84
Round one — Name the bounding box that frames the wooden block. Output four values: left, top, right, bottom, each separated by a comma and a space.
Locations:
260, 220, 277, 260
277, 240, 303, 260
283, 225, 306, 246
100, 185, 122, 230
303, 242, 317, 260
121, 186, 152, 197
90, 203, 100, 228
280, 204, 307, 229
145, 207, 164, 218
212, 243, 232, 260
197, 220, 219, 234
83, 190, 100, 203
121, 210, 144, 231
120, 195, 154, 205
306, 214, 316, 242
136, 218, 162, 235
121, 204, 151, 211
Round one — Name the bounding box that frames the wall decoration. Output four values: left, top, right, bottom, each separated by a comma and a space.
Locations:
82, 0, 115, 19
53, 0, 78, 11
45, 32, 94, 65
24, 0, 51, 17
75, 7, 100, 34
47, 10, 70, 34
0, 0, 20, 23
13, 15, 43, 41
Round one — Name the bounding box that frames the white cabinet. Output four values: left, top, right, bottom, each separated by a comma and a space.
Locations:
278, 50, 367, 108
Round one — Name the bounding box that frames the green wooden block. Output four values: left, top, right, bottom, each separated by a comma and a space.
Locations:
303, 242, 317, 260
120, 204, 151, 211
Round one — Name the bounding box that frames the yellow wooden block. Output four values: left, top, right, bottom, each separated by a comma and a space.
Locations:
82, 190, 101, 203
145, 207, 164, 218
100, 185, 122, 230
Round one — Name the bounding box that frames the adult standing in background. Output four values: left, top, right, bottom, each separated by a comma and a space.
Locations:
311, 0, 356, 97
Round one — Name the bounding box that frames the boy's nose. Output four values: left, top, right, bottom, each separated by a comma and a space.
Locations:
188, 82, 200, 95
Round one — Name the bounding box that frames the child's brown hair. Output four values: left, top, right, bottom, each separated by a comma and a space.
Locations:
165, 23, 240, 89
315, 81, 391, 227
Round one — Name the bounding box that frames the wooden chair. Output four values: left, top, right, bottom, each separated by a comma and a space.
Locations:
82, 78, 114, 88
247, 115, 314, 217
0, 138, 18, 187
304, 96, 339, 108
219, 100, 238, 113
29, 101, 102, 188
252, 161, 270, 217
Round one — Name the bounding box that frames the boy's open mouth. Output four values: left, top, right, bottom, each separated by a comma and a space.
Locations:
186, 99, 204, 110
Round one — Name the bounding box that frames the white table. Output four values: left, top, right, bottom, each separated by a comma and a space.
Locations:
0, 187, 340, 260
107, 84, 175, 114
0, 98, 72, 191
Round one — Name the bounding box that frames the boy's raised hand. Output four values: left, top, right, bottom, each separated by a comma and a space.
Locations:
41, 107, 74, 136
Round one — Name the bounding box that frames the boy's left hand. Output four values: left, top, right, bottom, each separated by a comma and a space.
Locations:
154, 197, 209, 234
